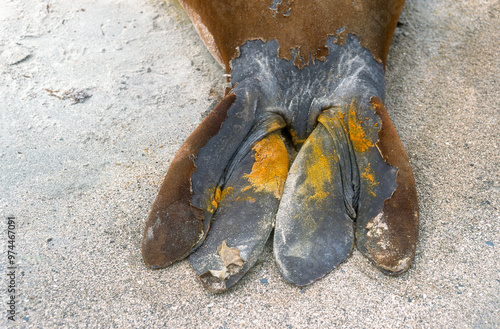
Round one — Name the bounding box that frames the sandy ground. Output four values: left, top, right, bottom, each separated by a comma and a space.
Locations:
0, 0, 498, 327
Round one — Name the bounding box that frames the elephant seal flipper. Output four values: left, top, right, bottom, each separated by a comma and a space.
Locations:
142, 0, 418, 291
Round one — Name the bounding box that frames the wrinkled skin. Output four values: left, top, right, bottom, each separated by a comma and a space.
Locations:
142, 0, 418, 293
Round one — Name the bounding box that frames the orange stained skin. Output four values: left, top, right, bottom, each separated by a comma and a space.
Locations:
288, 128, 307, 146
211, 186, 234, 211
266, 120, 286, 133
361, 163, 378, 197
361, 163, 377, 186
302, 127, 335, 203
236, 196, 256, 203
348, 103, 375, 153
178, 0, 405, 71
243, 133, 289, 199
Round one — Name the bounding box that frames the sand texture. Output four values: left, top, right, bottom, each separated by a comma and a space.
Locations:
0, 0, 498, 327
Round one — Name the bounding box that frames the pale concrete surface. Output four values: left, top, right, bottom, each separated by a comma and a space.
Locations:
0, 0, 498, 328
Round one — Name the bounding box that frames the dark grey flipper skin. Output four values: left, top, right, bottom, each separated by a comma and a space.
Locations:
188, 82, 288, 292
273, 121, 355, 286
186, 35, 418, 290
189, 131, 287, 293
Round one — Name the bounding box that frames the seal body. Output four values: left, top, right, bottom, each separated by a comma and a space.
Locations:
180, 0, 404, 69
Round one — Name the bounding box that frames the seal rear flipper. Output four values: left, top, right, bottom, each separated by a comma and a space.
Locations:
190, 131, 289, 293
141, 94, 236, 269
274, 113, 356, 286
355, 98, 419, 275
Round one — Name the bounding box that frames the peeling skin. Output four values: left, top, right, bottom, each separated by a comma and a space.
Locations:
271, 0, 294, 17
366, 212, 389, 243
365, 212, 395, 269
145, 0, 417, 287
208, 269, 229, 281
357, 97, 419, 275
200, 241, 245, 287
293, 52, 305, 69
243, 134, 289, 199
217, 240, 245, 273
199, 272, 227, 292
178, 0, 405, 70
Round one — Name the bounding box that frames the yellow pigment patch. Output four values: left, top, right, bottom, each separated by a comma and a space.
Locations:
362, 164, 377, 186
243, 134, 289, 199
236, 196, 256, 203
362, 163, 378, 197
289, 128, 306, 146
212, 187, 222, 209
207, 187, 218, 213
210, 186, 233, 211
348, 103, 374, 152
302, 129, 334, 202
267, 120, 284, 133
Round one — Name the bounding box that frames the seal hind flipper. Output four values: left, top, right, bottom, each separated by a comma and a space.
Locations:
190, 129, 288, 293
187, 82, 288, 292
142, 0, 419, 292
274, 113, 356, 286
355, 97, 419, 275
141, 94, 236, 269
